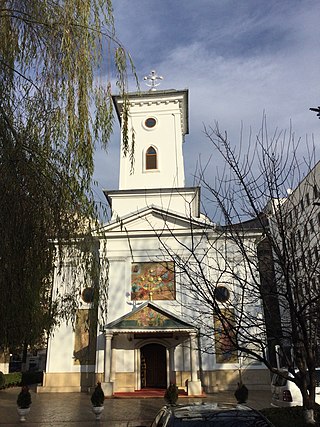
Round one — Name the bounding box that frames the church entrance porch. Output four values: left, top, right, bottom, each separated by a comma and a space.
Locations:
101, 302, 203, 397
141, 343, 166, 388
101, 330, 202, 396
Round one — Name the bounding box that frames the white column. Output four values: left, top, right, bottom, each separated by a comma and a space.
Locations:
135, 348, 141, 390
169, 347, 176, 384
104, 332, 113, 382
102, 331, 114, 396
188, 331, 202, 396
189, 332, 197, 382
110, 347, 116, 383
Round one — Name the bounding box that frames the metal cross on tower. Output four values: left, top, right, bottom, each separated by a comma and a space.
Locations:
310, 106, 320, 119
143, 70, 163, 91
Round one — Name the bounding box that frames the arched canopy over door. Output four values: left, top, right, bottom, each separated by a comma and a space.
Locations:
141, 343, 166, 388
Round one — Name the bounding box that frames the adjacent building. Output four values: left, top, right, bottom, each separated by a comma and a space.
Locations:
265, 161, 320, 367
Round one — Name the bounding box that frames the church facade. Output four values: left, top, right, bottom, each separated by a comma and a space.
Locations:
39, 84, 270, 395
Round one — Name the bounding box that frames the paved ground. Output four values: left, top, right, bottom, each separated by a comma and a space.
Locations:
0, 387, 272, 426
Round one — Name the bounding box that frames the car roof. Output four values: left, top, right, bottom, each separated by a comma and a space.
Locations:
171, 403, 251, 416
155, 403, 274, 426
273, 368, 320, 378
168, 402, 269, 420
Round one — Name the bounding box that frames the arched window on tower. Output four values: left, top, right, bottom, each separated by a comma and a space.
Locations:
145, 146, 157, 170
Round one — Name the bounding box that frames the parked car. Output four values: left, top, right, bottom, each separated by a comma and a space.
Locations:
143, 403, 274, 426
271, 368, 320, 407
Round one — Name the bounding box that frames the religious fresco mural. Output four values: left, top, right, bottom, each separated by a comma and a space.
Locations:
131, 262, 175, 300
214, 308, 238, 364
126, 307, 169, 327
110, 304, 193, 330
73, 309, 96, 365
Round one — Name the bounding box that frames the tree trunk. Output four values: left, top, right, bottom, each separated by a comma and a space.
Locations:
302, 380, 316, 424
21, 342, 28, 373
303, 408, 315, 425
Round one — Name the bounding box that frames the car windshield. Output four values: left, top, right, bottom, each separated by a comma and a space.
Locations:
272, 369, 320, 387
272, 375, 287, 386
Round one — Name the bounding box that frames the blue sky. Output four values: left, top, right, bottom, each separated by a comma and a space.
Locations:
93, 0, 320, 214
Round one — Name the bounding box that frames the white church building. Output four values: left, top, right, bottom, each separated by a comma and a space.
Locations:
39, 78, 270, 395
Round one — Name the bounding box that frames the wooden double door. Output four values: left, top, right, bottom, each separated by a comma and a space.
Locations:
141, 343, 167, 388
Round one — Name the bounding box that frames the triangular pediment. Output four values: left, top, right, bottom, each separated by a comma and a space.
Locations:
100, 205, 211, 234
105, 302, 195, 332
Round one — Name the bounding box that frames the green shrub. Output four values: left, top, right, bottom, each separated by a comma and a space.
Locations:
5, 372, 22, 387
91, 382, 105, 407
234, 382, 248, 403
164, 383, 179, 405
0, 371, 42, 389
17, 386, 32, 408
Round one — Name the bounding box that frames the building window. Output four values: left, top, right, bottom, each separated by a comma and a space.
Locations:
306, 193, 310, 206
214, 286, 230, 302
300, 199, 304, 211
146, 146, 157, 170
301, 253, 306, 268
313, 185, 318, 199
297, 229, 302, 243
310, 218, 315, 233
145, 117, 157, 128
81, 287, 94, 303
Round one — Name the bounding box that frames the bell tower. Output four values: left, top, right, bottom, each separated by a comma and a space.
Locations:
113, 72, 188, 191
106, 73, 199, 220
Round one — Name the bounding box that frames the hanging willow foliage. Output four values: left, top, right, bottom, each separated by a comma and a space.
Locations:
0, 1, 135, 348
